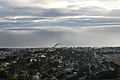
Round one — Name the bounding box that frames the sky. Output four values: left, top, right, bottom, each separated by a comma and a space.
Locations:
0, 0, 120, 47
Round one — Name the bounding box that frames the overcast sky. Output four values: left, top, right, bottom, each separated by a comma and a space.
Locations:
0, 0, 120, 47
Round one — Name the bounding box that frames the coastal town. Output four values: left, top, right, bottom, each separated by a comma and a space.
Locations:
0, 47, 120, 80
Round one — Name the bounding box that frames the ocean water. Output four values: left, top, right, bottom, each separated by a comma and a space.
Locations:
0, 25, 120, 48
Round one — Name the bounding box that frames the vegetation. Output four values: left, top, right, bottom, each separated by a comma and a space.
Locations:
0, 47, 120, 80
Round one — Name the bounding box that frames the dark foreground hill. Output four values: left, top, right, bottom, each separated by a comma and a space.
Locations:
0, 47, 120, 80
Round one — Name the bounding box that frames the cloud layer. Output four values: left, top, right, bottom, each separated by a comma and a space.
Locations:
0, 0, 120, 16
